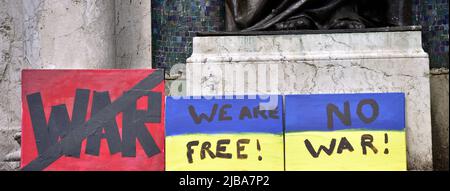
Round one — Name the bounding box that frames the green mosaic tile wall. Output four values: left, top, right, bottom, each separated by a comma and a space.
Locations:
413, 0, 449, 68
152, 0, 225, 70
152, 0, 448, 70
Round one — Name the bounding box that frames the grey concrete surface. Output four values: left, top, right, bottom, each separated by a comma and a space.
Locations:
430, 68, 449, 171
0, 0, 152, 170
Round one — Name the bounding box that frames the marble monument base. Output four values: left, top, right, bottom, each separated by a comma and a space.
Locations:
186, 27, 433, 170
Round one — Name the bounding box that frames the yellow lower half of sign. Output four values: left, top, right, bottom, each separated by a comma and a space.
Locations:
285, 131, 407, 171
166, 133, 284, 171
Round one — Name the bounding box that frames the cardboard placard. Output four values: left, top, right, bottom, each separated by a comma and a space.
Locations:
21, 70, 165, 171
285, 93, 407, 171
165, 96, 284, 171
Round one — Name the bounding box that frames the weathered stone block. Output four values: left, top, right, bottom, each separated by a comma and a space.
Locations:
187, 28, 433, 170
430, 69, 449, 171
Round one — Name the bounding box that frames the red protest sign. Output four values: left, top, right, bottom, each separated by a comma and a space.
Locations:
21, 70, 165, 171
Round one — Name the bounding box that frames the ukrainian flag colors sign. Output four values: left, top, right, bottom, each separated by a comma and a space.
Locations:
165, 96, 284, 171
285, 93, 407, 171
166, 93, 406, 171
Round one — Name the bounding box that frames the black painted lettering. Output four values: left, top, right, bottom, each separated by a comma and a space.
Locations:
47, 105, 70, 145
253, 106, 268, 119
268, 107, 280, 119
189, 104, 218, 124
304, 139, 336, 158
337, 137, 355, 154
237, 139, 250, 159
85, 91, 122, 156
239, 106, 253, 120
200, 141, 216, 160
187, 141, 199, 164
122, 92, 161, 158
27, 92, 51, 156
361, 134, 378, 155
65, 89, 90, 157
357, 99, 379, 124
219, 104, 232, 121
216, 139, 232, 159
327, 101, 351, 129
26, 89, 90, 157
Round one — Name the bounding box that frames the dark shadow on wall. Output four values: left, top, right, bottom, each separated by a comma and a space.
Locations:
430, 69, 449, 171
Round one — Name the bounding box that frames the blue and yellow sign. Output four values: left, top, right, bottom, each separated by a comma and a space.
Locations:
165, 96, 284, 171
285, 93, 407, 171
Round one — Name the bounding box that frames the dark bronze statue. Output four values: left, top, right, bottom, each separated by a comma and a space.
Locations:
226, 0, 412, 31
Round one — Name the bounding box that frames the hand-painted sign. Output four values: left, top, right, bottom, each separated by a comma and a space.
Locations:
165, 96, 284, 171
285, 93, 407, 171
21, 70, 165, 171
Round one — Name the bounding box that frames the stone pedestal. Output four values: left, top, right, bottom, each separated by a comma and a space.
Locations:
186, 27, 433, 170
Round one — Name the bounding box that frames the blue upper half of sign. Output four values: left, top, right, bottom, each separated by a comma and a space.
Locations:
285, 93, 405, 132
165, 95, 283, 136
